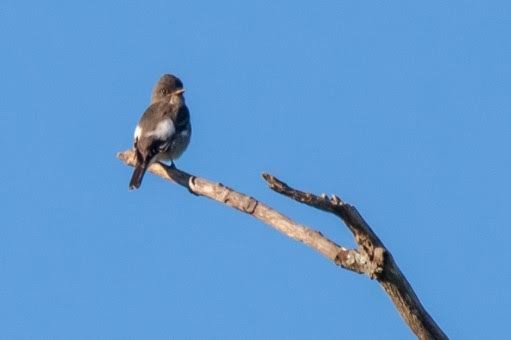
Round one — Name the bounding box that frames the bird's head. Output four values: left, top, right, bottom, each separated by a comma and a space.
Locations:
151, 74, 185, 103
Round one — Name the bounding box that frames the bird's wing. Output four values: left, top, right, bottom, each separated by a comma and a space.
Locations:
134, 103, 176, 164
173, 105, 190, 132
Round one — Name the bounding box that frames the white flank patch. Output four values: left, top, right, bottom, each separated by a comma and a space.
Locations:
134, 125, 142, 139
146, 118, 175, 139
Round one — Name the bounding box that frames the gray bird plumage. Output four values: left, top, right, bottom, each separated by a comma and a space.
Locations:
129, 74, 191, 190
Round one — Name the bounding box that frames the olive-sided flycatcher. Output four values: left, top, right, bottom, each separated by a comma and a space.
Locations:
129, 74, 191, 190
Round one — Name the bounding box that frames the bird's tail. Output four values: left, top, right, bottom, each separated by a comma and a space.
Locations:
129, 164, 147, 190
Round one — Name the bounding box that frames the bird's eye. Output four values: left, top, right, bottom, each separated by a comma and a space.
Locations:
160, 88, 168, 95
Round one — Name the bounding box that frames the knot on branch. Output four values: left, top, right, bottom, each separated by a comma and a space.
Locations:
335, 249, 369, 274
355, 234, 386, 279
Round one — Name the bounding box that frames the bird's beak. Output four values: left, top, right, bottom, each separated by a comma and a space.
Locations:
173, 88, 185, 95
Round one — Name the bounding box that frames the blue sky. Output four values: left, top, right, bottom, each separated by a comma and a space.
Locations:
1, 1, 510, 339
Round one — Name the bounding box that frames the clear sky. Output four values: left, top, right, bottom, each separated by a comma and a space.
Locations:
1, 1, 509, 339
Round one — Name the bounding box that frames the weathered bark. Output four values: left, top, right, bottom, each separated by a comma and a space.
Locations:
117, 149, 447, 340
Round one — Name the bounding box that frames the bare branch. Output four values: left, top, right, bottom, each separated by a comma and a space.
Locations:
117, 149, 447, 340
117, 149, 370, 274
262, 174, 447, 340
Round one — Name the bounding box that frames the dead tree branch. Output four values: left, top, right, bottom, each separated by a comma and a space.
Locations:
262, 174, 447, 340
117, 149, 447, 340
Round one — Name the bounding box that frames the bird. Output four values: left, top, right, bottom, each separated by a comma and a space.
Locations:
129, 74, 191, 190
